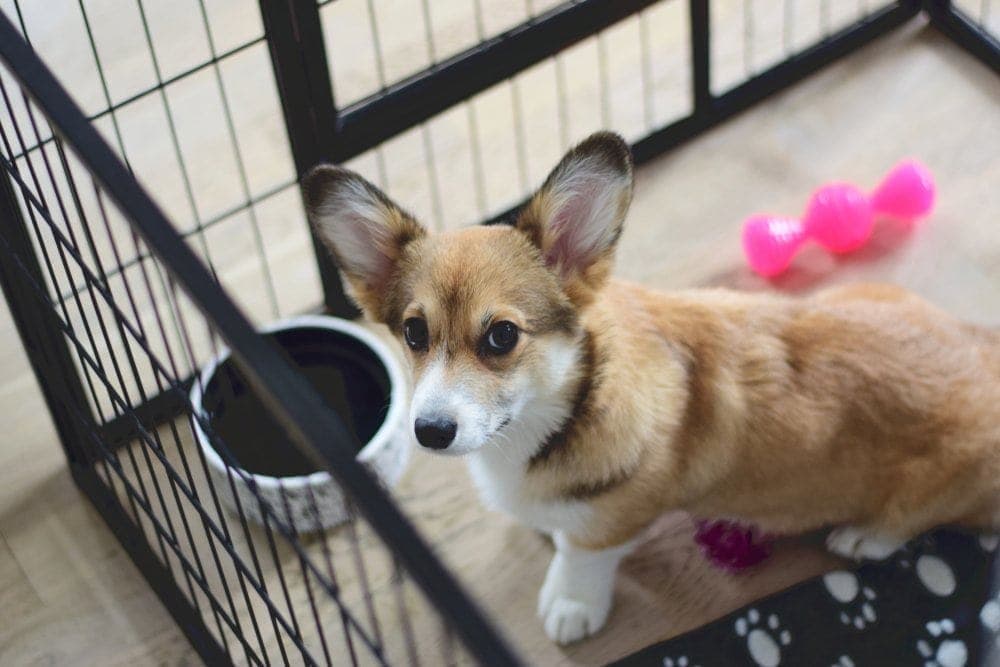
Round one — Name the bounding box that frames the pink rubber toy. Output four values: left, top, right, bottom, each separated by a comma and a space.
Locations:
742, 160, 936, 277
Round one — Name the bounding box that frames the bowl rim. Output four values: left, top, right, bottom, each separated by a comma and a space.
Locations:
188, 314, 408, 491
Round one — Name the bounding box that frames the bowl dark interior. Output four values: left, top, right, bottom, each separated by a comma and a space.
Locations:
200, 326, 392, 478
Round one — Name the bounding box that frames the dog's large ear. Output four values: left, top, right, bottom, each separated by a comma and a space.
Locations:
516, 132, 633, 305
303, 166, 425, 321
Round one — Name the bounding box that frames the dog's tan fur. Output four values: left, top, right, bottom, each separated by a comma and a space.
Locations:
305, 132, 1000, 639
542, 281, 1000, 550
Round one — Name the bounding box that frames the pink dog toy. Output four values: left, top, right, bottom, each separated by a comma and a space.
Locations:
694, 519, 774, 571
742, 160, 936, 277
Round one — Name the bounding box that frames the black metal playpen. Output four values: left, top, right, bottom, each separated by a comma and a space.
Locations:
0, 1, 997, 664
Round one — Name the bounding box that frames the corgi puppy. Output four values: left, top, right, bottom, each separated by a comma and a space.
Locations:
303, 132, 1000, 644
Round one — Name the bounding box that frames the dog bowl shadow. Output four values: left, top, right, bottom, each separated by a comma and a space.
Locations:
189, 315, 410, 532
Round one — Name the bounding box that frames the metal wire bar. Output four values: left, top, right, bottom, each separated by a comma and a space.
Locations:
166, 276, 386, 662
473, 0, 487, 40
554, 54, 570, 149
0, 93, 105, 450
258, 0, 356, 317
0, 240, 270, 663
416, 2, 446, 230
744, 0, 756, 75
7, 253, 307, 661
216, 456, 294, 664
0, 184, 254, 613
257, 504, 309, 661
49, 133, 240, 657
332, 0, 663, 161
1, 103, 189, 621
170, 304, 270, 665
465, 103, 488, 217
421, 0, 439, 63
343, 497, 386, 651
32, 0, 222, 414
278, 484, 336, 667
306, 485, 366, 663
0, 222, 143, 624
42, 147, 226, 656
690, 0, 711, 110
469, 0, 490, 217
0, 162, 95, 470
0, 190, 387, 665
509, 78, 531, 193
477, 1, 921, 232
440, 618, 457, 667
1, 154, 192, 404
391, 555, 421, 667
8, 2, 133, 173
74, 411, 269, 666
90, 182, 241, 657
69, 460, 231, 664
57, 177, 296, 305
366, 0, 390, 90
0, 16, 526, 661
0, 177, 324, 667
95, 0, 216, 275
925, 0, 1000, 73
597, 32, 611, 127
63, 266, 372, 662
6, 36, 266, 164
174, 277, 393, 667
784, 0, 795, 55
0, 179, 390, 664
78, 457, 263, 665
373, 147, 390, 190
190, 0, 280, 318
420, 124, 445, 231
639, 11, 655, 130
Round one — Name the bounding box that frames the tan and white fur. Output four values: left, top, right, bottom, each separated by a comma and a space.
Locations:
304, 132, 1000, 644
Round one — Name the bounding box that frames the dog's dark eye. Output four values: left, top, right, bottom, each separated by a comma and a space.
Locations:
484, 321, 519, 355
403, 318, 429, 351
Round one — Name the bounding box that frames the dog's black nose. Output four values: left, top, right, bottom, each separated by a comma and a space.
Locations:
414, 417, 457, 449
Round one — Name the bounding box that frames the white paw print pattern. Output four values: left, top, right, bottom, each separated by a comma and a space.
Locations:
831, 656, 855, 667
822, 571, 877, 629
915, 555, 957, 597
979, 594, 1000, 648
662, 656, 700, 667
916, 618, 967, 667
983, 597, 1000, 628
735, 609, 791, 667
979, 533, 999, 552
895, 551, 958, 598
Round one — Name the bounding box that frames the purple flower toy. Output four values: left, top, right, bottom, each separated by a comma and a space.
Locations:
694, 519, 774, 571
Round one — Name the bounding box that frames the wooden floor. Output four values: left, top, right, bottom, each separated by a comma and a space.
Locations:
2, 13, 1000, 667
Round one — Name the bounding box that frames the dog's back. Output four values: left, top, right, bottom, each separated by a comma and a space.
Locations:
572, 280, 1000, 546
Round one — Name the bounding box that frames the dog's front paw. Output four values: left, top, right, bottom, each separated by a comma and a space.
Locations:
540, 596, 610, 645
827, 526, 904, 561
537, 552, 613, 644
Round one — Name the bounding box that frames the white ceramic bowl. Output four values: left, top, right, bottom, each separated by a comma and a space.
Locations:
189, 315, 410, 532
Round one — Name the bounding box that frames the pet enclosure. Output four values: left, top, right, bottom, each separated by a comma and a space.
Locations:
0, 0, 997, 665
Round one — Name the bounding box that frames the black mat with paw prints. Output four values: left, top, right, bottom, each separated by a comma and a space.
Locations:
613, 530, 1000, 667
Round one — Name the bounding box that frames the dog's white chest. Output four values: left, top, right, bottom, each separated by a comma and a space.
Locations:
466, 451, 591, 535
